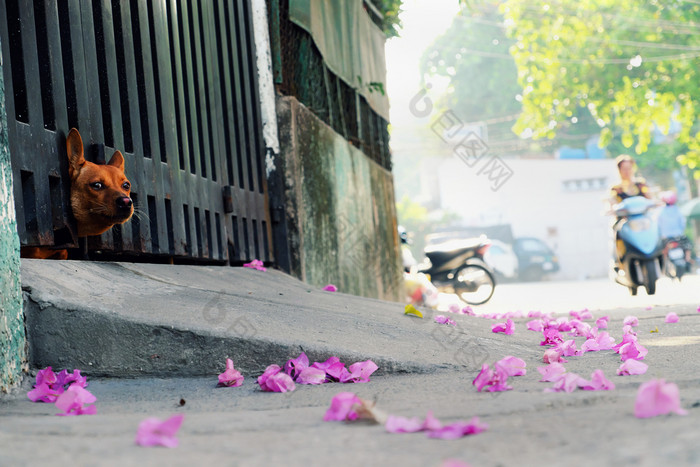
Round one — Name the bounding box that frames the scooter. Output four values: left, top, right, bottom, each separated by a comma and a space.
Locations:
611, 196, 665, 295
417, 236, 496, 305
663, 236, 690, 280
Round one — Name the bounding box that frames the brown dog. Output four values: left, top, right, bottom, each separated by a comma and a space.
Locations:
21, 129, 133, 259
66, 128, 133, 237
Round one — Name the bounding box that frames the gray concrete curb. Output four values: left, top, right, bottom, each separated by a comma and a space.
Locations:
20, 260, 534, 378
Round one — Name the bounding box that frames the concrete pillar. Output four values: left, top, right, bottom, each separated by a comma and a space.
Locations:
0, 46, 26, 393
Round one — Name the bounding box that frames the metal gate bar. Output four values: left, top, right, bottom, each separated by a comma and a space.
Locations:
1, 0, 273, 264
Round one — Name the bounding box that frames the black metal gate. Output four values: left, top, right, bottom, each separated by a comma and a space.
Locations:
1, 0, 272, 264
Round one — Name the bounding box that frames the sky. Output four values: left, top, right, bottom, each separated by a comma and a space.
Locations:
385, 0, 461, 126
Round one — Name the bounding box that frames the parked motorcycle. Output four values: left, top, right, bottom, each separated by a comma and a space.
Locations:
611, 196, 664, 295
417, 236, 496, 305
663, 236, 691, 280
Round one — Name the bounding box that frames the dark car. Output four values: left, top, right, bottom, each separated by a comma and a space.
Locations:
512, 237, 560, 281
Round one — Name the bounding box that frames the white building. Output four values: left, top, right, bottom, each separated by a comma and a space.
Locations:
435, 156, 620, 280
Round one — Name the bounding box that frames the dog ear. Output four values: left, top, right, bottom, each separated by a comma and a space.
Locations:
66, 128, 85, 178
107, 150, 125, 172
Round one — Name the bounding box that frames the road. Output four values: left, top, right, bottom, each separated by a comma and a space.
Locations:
439, 275, 700, 315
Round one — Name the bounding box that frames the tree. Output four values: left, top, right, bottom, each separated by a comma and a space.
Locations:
420, 2, 604, 156
419, 3, 527, 155
499, 0, 700, 177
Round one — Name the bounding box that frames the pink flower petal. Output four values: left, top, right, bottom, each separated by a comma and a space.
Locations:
258, 364, 296, 392
322, 362, 349, 382
617, 359, 649, 376
569, 309, 593, 320
488, 365, 512, 392
580, 338, 599, 353
472, 363, 511, 392
596, 316, 609, 329
296, 367, 327, 385
612, 333, 638, 351
217, 358, 244, 387
441, 460, 473, 467
492, 318, 515, 335
623, 315, 639, 327
435, 315, 456, 326
284, 353, 310, 379
543, 349, 567, 364
545, 372, 586, 393
135, 414, 185, 448
35, 367, 57, 387
540, 328, 563, 346
461, 306, 475, 315
527, 319, 544, 332
426, 417, 487, 439
266, 373, 296, 392
28, 383, 61, 403
423, 411, 443, 431
618, 341, 648, 362
385, 415, 426, 433
56, 369, 88, 389
55, 384, 97, 416
495, 356, 527, 377
311, 356, 341, 372
538, 362, 567, 382
322, 284, 338, 292
595, 331, 616, 350
665, 312, 679, 323
580, 369, 615, 391
323, 392, 363, 421
555, 339, 579, 357
242, 259, 266, 271
341, 360, 378, 383
472, 364, 494, 392
634, 379, 687, 418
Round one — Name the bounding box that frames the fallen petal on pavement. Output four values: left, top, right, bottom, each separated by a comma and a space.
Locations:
135, 414, 184, 448
217, 358, 244, 387
426, 417, 488, 440
492, 318, 515, 335
665, 312, 679, 323
617, 359, 649, 376
495, 356, 527, 376
634, 379, 687, 418
55, 383, 97, 416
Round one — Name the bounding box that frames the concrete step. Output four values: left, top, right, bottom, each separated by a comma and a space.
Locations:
20, 260, 532, 378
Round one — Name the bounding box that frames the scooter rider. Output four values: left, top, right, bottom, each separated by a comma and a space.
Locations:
610, 155, 650, 204
609, 155, 651, 270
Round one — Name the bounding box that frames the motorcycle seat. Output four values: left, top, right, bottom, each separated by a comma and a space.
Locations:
424, 238, 484, 263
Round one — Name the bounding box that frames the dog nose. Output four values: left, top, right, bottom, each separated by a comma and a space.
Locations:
116, 197, 133, 209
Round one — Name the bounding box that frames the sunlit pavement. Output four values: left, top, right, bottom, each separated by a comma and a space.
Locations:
439, 274, 700, 315
5, 264, 700, 466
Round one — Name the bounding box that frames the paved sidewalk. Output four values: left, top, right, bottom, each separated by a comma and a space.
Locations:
2, 261, 699, 466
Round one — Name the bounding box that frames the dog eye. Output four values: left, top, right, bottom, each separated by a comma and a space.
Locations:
90, 182, 103, 190
122, 182, 131, 190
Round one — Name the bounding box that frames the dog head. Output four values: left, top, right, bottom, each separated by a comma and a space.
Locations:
66, 128, 134, 237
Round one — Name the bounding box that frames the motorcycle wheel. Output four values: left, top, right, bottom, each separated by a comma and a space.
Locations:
642, 259, 658, 295
453, 264, 495, 305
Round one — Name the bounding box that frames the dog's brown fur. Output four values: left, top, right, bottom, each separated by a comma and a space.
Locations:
66, 128, 133, 237
20, 128, 133, 258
